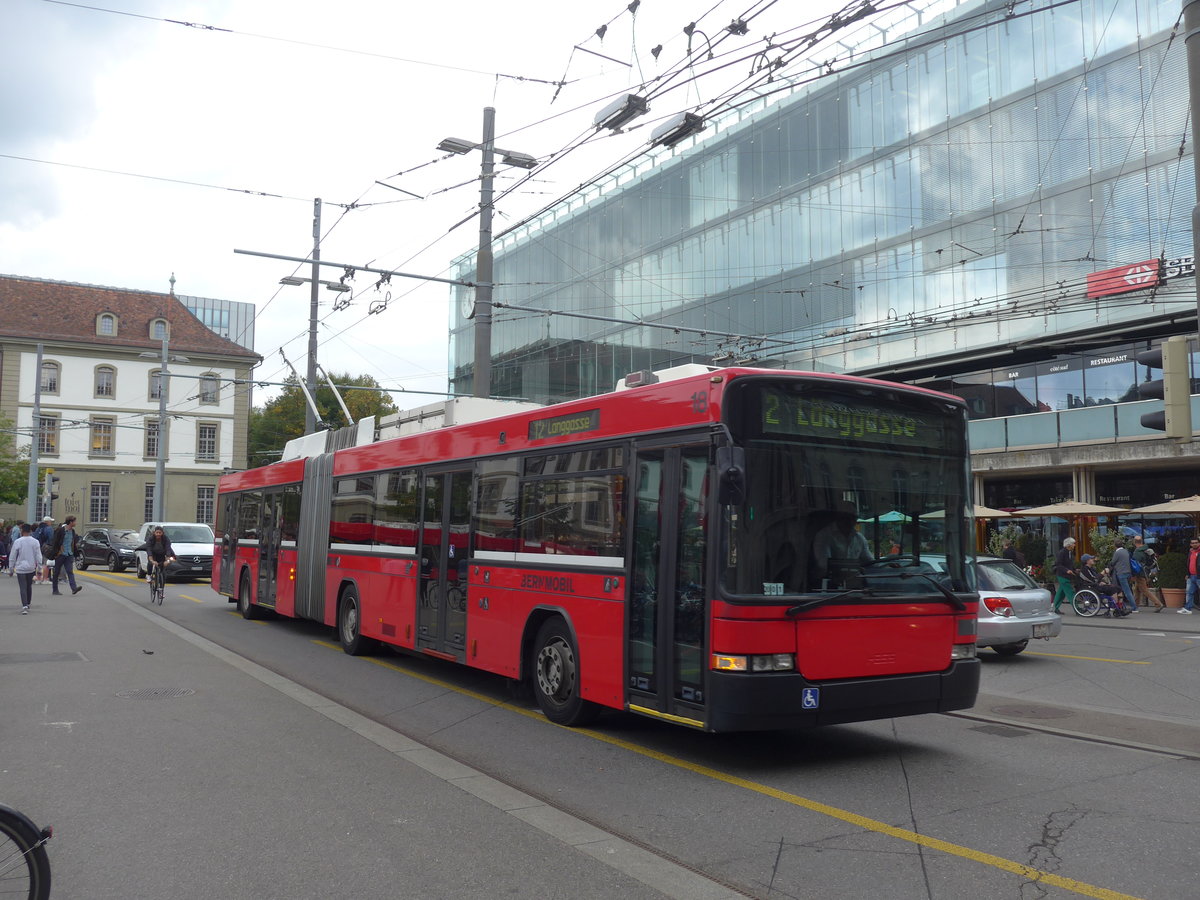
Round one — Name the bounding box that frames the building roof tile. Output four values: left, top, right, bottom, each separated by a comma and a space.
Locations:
0, 274, 260, 362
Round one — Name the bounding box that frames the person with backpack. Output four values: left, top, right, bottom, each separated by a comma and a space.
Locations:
32, 516, 55, 584
1130, 535, 1163, 611
1110, 537, 1137, 614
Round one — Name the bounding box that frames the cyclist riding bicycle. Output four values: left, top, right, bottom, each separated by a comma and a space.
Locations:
137, 526, 176, 584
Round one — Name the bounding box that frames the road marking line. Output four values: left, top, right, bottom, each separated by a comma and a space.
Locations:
1024, 651, 1149, 664
312, 640, 1142, 900
179, 594, 204, 603
79, 571, 129, 586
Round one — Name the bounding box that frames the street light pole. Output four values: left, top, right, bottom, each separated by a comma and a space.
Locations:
154, 333, 169, 521
307, 198, 322, 434
438, 109, 536, 399
474, 108, 496, 400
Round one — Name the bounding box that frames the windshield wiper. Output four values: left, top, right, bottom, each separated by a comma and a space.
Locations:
786, 589, 863, 616
861, 570, 966, 610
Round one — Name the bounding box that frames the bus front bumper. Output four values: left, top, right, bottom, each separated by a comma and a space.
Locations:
701, 659, 981, 732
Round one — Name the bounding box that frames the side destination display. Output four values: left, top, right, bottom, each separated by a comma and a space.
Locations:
528, 408, 601, 441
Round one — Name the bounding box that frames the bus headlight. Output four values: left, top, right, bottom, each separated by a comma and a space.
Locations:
712, 653, 795, 672
950, 643, 977, 660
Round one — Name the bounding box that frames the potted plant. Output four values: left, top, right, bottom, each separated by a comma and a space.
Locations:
1154, 551, 1187, 608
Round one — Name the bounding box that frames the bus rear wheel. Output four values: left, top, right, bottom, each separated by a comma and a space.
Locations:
531, 617, 598, 726
238, 572, 263, 620
339, 586, 377, 656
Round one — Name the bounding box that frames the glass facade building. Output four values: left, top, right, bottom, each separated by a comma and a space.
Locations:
449, 0, 1200, 518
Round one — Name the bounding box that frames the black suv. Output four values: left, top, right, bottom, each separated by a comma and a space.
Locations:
77, 528, 142, 572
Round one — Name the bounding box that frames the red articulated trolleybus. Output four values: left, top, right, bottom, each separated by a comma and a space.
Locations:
213, 367, 980, 732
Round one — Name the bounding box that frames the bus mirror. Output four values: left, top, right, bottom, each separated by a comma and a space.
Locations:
717, 447, 746, 506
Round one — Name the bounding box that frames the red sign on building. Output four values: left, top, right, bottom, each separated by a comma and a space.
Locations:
1086, 259, 1161, 298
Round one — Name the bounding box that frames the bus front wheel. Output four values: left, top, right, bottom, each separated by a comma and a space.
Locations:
531, 618, 598, 726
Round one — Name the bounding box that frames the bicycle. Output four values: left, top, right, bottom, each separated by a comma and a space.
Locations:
0, 802, 52, 900
148, 558, 170, 605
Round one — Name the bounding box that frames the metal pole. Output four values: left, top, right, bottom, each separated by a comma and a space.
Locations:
25, 343, 43, 523
1186, 0, 1200, 346
307, 198, 322, 434
474, 107, 496, 399
155, 334, 168, 521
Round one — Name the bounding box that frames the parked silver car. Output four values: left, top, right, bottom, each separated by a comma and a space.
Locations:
973, 556, 1061, 656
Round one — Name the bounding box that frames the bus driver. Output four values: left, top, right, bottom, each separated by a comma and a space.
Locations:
811, 501, 873, 587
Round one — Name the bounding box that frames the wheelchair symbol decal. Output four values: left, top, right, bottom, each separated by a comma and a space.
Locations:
801, 688, 820, 710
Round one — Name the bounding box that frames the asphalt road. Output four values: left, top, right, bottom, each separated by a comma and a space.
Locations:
5, 568, 1198, 899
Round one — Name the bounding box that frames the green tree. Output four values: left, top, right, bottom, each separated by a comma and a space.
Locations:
247, 372, 399, 468
0, 415, 30, 504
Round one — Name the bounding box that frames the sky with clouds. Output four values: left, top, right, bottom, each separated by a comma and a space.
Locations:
2, 0, 852, 405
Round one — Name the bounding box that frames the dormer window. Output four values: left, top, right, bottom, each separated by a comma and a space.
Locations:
151, 318, 169, 341
97, 313, 118, 336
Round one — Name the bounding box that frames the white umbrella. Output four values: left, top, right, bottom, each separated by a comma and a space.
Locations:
1125, 495, 1200, 515
1016, 500, 1125, 517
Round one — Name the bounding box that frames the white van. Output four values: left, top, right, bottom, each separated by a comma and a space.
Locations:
134, 522, 215, 581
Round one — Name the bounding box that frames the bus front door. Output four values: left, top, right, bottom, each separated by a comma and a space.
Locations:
417, 469, 471, 657
629, 445, 709, 724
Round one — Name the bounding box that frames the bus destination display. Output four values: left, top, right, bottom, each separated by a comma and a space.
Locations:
761, 389, 944, 447
528, 408, 601, 441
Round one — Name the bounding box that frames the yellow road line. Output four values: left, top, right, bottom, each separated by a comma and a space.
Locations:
1025, 651, 1150, 665
79, 571, 129, 586
310, 639, 1140, 900
179, 594, 204, 604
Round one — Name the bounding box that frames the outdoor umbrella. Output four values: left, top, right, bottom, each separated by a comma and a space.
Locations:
1015, 500, 1125, 517
973, 504, 1012, 518
859, 510, 910, 523
1125, 495, 1200, 515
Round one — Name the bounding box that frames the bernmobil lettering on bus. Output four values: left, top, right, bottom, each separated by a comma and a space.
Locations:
212, 366, 980, 733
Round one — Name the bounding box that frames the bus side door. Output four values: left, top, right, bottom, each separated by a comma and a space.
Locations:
629, 444, 709, 721
416, 468, 471, 656
218, 494, 238, 595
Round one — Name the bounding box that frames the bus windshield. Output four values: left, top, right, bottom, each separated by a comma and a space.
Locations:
721, 378, 973, 601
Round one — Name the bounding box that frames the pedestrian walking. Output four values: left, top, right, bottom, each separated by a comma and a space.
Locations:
32, 516, 55, 584
5, 521, 20, 577
10, 523, 41, 613
1129, 535, 1163, 610
1052, 537, 1077, 614
1110, 537, 1137, 613
49, 515, 83, 596
1180, 537, 1200, 614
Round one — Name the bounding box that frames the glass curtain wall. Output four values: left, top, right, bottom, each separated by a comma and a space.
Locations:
451, 0, 1190, 405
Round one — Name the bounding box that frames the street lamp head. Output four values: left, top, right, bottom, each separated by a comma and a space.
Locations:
279, 276, 306, 286
650, 112, 706, 148
500, 150, 538, 169
594, 94, 649, 131
437, 137, 476, 155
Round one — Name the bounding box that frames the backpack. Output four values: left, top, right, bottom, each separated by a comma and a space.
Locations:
1144, 548, 1159, 580
1131, 557, 1143, 575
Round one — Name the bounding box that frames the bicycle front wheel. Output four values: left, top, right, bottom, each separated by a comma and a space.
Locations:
0, 805, 52, 900
1072, 589, 1102, 617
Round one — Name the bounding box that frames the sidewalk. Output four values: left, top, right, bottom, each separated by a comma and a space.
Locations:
1058, 601, 1200, 630
0, 578, 740, 900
